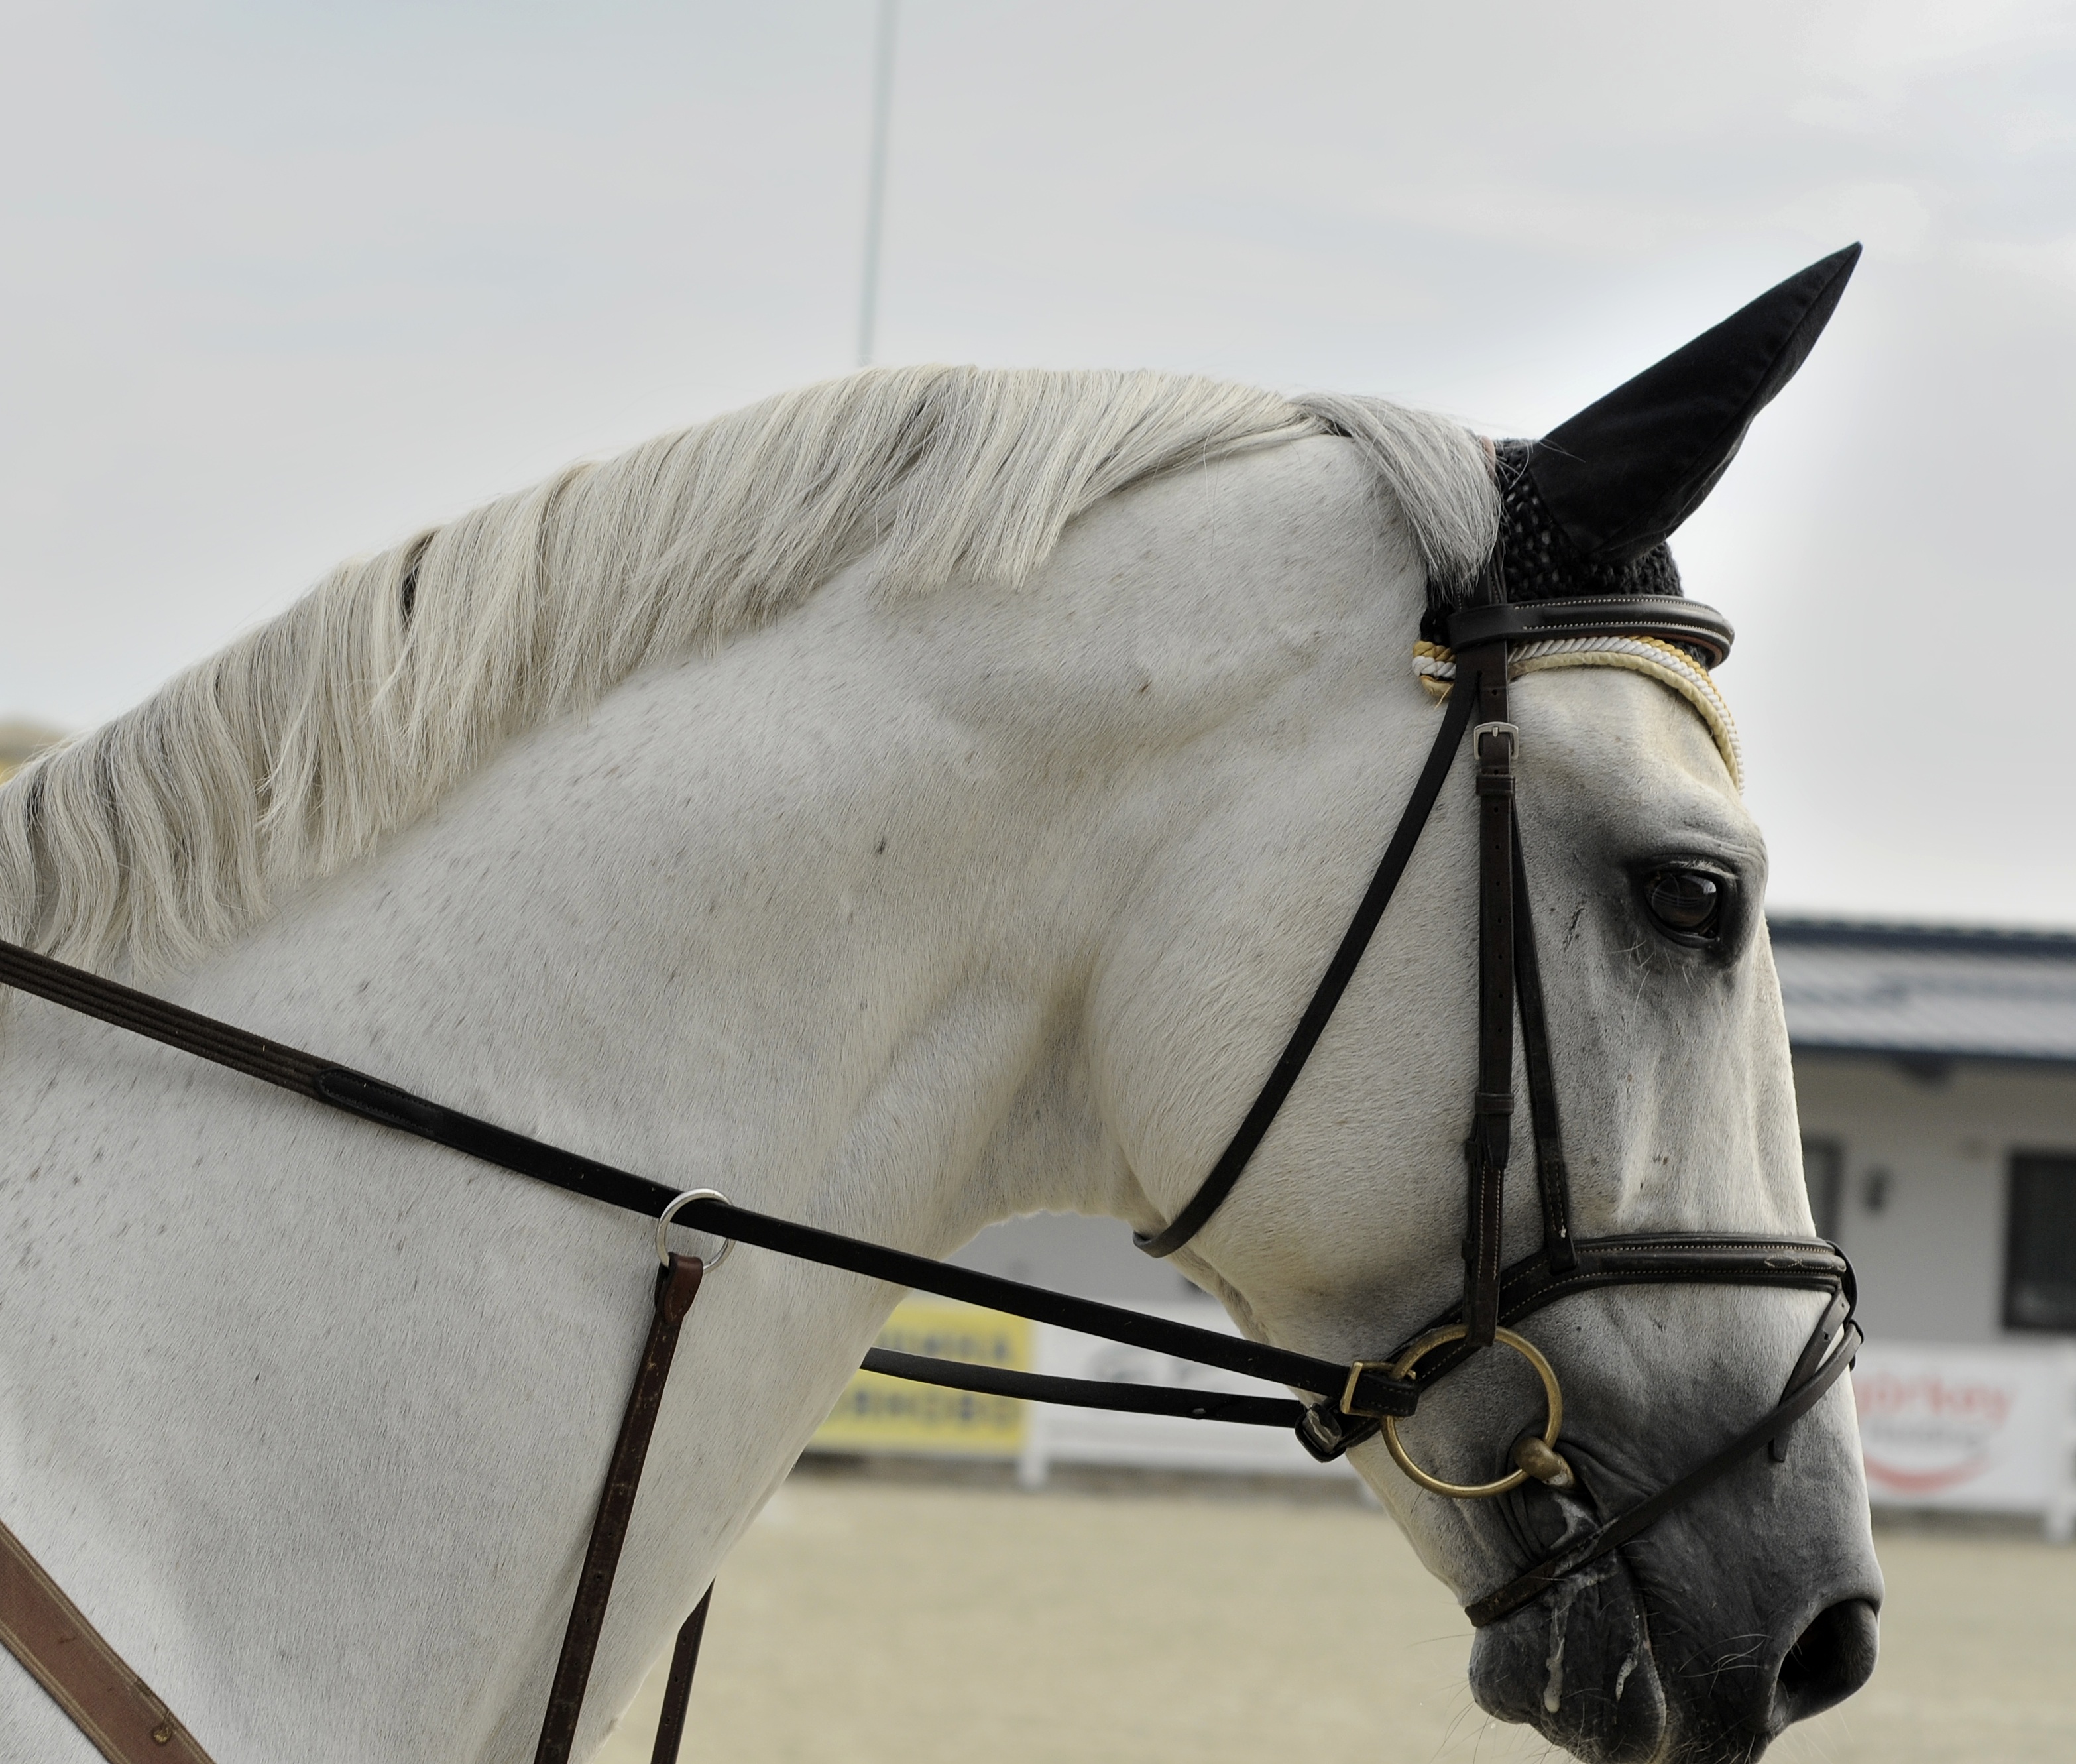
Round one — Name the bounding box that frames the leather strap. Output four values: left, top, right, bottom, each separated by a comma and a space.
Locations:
648, 1586, 713, 1764
1464, 1315, 1860, 1628
1373, 1233, 1851, 1392
0, 1517, 216, 1764
1139, 589, 1733, 1265
0, 939, 1416, 1425
1510, 825, 1576, 1271
1463, 642, 1516, 1347
1772, 1287, 1854, 1462
536, 1254, 705, 1764
1135, 676, 1479, 1258
860, 1348, 1306, 1427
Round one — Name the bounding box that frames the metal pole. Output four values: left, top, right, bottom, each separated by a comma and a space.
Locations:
858, 0, 898, 367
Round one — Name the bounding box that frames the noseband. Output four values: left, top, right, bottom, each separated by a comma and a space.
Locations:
0, 589, 1857, 1762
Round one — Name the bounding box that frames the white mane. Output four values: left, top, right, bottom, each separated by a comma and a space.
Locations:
0, 367, 1496, 975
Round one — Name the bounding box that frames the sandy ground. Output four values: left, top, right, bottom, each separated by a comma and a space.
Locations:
594, 1463, 2075, 1764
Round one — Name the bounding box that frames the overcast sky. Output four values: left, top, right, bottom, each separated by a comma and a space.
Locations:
3, 1, 2073, 925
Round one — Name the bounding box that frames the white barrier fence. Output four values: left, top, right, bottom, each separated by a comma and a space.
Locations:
813, 1305, 2076, 1539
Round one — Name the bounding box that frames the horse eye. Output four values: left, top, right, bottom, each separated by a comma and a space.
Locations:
1644, 869, 1723, 939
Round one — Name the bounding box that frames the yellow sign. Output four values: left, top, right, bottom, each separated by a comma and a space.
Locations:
811, 1301, 1031, 1458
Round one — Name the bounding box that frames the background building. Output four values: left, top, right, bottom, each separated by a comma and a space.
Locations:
1778, 918, 2076, 1346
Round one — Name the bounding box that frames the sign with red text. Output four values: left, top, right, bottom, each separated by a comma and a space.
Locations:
1853, 1342, 2076, 1519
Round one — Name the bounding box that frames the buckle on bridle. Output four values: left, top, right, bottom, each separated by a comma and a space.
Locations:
1340, 1358, 1399, 1419
1472, 720, 1517, 760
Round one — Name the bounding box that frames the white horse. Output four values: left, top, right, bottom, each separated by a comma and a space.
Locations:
0, 353, 1877, 1763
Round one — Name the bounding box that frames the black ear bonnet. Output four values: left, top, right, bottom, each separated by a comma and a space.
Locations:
1430, 243, 1861, 637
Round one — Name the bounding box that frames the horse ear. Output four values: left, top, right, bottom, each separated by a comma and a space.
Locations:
1527, 245, 1861, 567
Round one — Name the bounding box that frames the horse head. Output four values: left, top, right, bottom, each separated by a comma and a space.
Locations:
1092, 248, 1876, 1762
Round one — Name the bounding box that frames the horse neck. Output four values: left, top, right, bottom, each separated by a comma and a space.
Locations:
0, 634, 1118, 1761
0, 436, 1430, 1762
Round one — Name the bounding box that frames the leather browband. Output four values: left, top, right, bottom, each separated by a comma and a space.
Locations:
1442, 596, 1735, 668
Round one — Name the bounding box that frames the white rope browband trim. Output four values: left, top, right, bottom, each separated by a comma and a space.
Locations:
1414, 634, 1743, 792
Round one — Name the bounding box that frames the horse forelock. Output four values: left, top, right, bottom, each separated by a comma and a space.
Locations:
0, 368, 1498, 978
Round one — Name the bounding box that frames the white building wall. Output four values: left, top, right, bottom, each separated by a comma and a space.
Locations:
1794, 1052, 2076, 1345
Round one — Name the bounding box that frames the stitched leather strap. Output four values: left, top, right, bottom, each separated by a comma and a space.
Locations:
1462, 642, 1516, 1347
860, 1349, 1306, 1427
1510, 825, 1577, 1271
1384, 1233, 1850, 1391
535, 1254, 705, 1764
1442, 596, 1735, 668
0, 1519, 216, 1764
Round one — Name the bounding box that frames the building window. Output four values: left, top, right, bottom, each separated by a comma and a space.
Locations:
1802, 1136, 1843, 1241
2004, 1154, 2076, 1333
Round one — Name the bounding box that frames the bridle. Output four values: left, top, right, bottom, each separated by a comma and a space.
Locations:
1137, 585, 1868, 1618
1131, 585, 1860, 1629
0, 586, 1857, 1764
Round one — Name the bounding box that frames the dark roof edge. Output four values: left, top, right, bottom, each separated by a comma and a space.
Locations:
1768, 915, 2076, 959
1790, 1038, 2076, 1069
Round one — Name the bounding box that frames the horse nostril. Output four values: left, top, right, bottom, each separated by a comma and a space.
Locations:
1774, 1598, 1878, 1725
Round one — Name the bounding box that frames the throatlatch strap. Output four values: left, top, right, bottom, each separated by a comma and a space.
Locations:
536, 1254, 705, 1764
1462, 642, 1516, 1347
1135, 676, 1479, 1258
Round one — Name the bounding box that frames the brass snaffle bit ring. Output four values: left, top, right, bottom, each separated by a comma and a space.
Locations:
1365, 1325, 1566, 1500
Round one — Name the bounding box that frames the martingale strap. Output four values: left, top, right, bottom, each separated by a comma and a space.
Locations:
535, 1253, 705, 1764
0, 1519, 217, 1764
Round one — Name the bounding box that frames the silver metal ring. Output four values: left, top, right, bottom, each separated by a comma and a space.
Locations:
656, 1189, 734, 1272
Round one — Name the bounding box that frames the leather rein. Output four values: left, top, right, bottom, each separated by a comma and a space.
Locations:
0, 591, 1857, 1763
